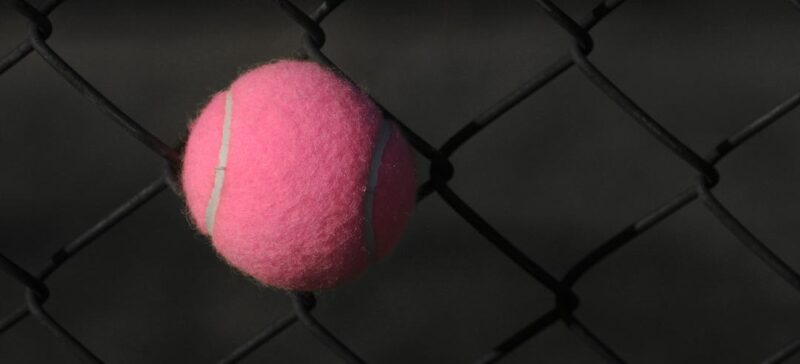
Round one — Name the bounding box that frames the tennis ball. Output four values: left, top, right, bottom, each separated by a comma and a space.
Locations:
181, 60, 416, 291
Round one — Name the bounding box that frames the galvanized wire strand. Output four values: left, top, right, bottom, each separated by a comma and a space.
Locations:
535, 0, 594, 52
434, 184, 563, 292
291, 293, 365, 364
697, 182, 800, 292
0, 177, 166, 338
218, 311, 299, 364
475, 309, 560, 364
708, 92, 800, 165
569, 43, 720, 184
562, 314, 626, 363
25, 290, 103, 363
562, 88, 800, 288
0, 0, 62, 75
0, 254, 48, 300
764, 339, 800, 364
438, 0, 627, 157
26, 28, 180, 164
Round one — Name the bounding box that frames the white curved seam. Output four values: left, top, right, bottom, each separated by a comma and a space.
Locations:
363, 119, 392, 260
205, 90, 233, 235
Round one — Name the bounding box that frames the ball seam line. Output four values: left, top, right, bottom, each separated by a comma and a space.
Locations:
363, 118, 393, 259
205, 90, 234, 235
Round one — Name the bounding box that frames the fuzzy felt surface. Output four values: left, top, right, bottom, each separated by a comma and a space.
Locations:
181, 60, 415, 291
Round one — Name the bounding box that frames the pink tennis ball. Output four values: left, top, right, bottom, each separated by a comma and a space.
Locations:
181, 60, 416, 291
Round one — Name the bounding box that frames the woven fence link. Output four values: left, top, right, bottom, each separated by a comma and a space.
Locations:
1, 0, 800, 362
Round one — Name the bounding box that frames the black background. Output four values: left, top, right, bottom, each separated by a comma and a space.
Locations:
2, 0, 800, 363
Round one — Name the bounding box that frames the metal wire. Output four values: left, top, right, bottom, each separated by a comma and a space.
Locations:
1, 0, 799, 362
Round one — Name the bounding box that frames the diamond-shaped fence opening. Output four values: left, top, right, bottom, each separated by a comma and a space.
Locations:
1, 0, 800, 363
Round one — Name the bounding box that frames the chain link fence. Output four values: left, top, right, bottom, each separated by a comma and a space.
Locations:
2, 0, 800, 362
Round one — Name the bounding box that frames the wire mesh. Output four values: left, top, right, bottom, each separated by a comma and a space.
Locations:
1, 0, 800, 363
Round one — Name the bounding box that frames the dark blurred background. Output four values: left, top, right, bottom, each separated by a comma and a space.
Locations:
2, 0, 800, 363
